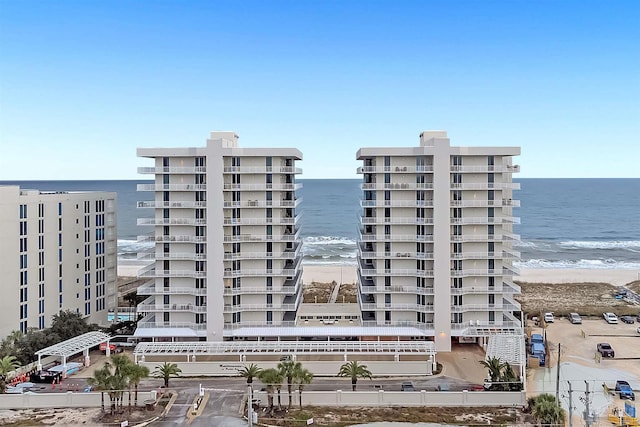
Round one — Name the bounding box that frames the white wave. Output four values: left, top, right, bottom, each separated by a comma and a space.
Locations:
118, 239, 154, 254
303, 236, 357, 246
558, 240, 640, 250
515, 258, 640, 269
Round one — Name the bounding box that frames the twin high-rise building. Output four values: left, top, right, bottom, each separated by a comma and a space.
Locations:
135, 130, 521, 351
0, 186, 117, 338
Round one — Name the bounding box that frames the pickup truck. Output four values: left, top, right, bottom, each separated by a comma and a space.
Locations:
615, 380, 636, 400
597, 343, 615, 358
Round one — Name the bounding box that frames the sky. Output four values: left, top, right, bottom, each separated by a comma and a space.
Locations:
0, 0, 638, 180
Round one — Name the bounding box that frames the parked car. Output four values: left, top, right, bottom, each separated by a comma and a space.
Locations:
401, 381, 415, 391
597, 343, 615, 358
620, 315, 635, 324
637, 326, 640, 334
603, 312, 619, 324
615, 380, 636, 400
568, 313, 582, 324
99, 342, 123, 353
544, 312, 554, 323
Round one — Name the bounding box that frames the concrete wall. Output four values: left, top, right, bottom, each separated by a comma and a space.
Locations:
253, 389, 526, 407
0, 391, 156, 410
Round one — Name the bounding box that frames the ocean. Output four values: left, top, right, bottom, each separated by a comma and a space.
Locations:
2, 179, 639, 270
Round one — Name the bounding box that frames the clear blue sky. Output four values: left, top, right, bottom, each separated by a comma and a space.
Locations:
1, 0, 638, 179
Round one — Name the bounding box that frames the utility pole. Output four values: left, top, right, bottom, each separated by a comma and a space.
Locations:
555, 343, 561, 404
584, 380, 591, 427
567, 381, 573, 427
248, 384, 253, 427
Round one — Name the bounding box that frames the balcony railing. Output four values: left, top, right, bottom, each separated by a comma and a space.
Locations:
138, 235, 207, 243
223, 268, 300, 278
357, 165, 434, 174
222, 166, 302, 174
223, 216, 298, 225
449, 199, 520, 208
223, 248, 301, 260
223, 321, 297, 329
360, 199, 434, 208
223, 199, 302, 208
358, 250, 433, 260
358, 233, 434, 242
450, 303, 520, 313
359, 321, 432, 329
361, 183, 434, 190
137, 184, 207, 191
450, 182, 520, 190
139, 269, 207, 278
449, 165, 520, 173
223, 304, 298, 312
360, 217, 434, 225
137, 282, 207, 296
450, 217, 519, 225
359, 284, 434, 295
359, 268, 434, 277
137, 320, 208, 331
138, 166, 207, 174
137, 303, 207, 313
223, 183, 302, 191
137, 201, 208, 209
223, 285, 298, 295
359, 303, 431, 311
137, 218, 207, 226
223, 233, 300, 242
138, 252, 207, 261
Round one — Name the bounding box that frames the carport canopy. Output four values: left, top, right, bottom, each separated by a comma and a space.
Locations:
484, 333, 526, 381
35, 331, 112, 373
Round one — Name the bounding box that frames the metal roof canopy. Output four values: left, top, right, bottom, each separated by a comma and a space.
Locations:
134, 341, 436, 356
485, 334, 526, 366
35, 331, 111, 358
224, 326, 430, 337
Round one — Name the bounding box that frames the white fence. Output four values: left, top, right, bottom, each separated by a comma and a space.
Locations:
138, 360, 433, 377
253, 389, 527, 407
0, 391, 157, 410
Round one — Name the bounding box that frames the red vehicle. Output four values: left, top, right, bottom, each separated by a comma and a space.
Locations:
99, 342, 123, 353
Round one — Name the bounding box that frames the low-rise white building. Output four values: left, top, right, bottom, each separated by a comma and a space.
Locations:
0, 186, 117, 339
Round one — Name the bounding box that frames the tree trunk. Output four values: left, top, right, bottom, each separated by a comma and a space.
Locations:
287, 383, 292, 408
352, 379, 357, 391
277, 389, 282, 409
134, 383, 139, 407
298, 387, 303, 408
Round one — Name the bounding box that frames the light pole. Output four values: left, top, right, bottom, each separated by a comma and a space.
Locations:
247, 384, 253, 427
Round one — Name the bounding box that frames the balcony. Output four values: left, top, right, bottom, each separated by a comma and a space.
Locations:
359, 283, 434, 295
360, 321, 432, 329
137, 303, 207, 314
223, 216, 299, 226
359, 268, 434, 277
223, 321, 297, 329
357, 165, 434, 174
223, 303, 298, 312
223, 245, 302, 260
138, 252, 207, 261
223, 285, 298, 295
222, 166, 302, 174
138, 166, 207, 174
223, 231, 300, 243
139, 269, 207, 278
137, 282, 207, 296
450, 217, 520, 225
136, 315, 208, 331
360, 199, 434, 208
451, 234, 502, 242
450, 303, 521, 313
358, 231, 434, 242
223, 198, 302, 208
449, 165, 520, 173
359, 302, 430, 311
449, 199, 521, 208
223, 268, 300, 278
137, 201, 208, 209
450, 182, 520, 190
358, 250, 433, 260
361, 183, 434, 190
137, 184, 207, 191
360, 217, 434, 225
137, 218, 207, 226
138, 234, 207, 243
223, 183, 302, 191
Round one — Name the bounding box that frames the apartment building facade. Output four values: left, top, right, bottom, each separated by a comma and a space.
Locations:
136, 132, 303, 341
356, 131, 521, 351
0, 186, 117, 339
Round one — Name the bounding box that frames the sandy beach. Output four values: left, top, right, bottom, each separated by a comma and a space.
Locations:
120, 263, 640, 288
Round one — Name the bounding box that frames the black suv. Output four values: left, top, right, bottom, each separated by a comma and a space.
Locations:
597, 343, 615, 358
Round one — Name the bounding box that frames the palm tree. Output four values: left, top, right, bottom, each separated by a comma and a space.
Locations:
479, 356, 506, 389
278, 360, 302, 409
294, 367, 313, 408
153, 362, 182, 389
238, 363, 262, 385
0, 355, 20, 393
258, 368, 281, 411
87, 365, 114, 413
127, 364, 150, 408
337, 360, 372, 391
501, 362, 522, 391
531, 393, 565, 426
